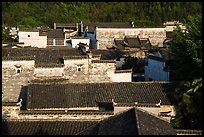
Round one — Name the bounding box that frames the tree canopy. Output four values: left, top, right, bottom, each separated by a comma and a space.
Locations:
2, 2, 202, 28
170, 15, 202, 130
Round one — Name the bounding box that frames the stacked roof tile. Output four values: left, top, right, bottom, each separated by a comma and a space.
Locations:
3, 108, 176, 135
26, 82, 177, 110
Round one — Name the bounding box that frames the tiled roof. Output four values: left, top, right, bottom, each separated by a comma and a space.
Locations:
84, 22, 133, 32
135, 108, 176, 135
26, 82, 177, 110
19, 110, 113, 115
90, 49, 124, 60
124, 36, 141, 48
114, 39, 126, 50
97, 108, 138, 135
114, 36, 152, 50
2, 108, 176, 135
2, 120, 99, 135
19, 28, 39, 32
39, 29, 50, 36
55, 23, 77, 28
47, 29, 64, 39
2, 47, 87, 67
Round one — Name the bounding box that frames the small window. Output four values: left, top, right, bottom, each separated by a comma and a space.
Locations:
28, 35, 30, 37
78, 68, 81, 72
76, 65, 82, 72
17, 69, 21, 73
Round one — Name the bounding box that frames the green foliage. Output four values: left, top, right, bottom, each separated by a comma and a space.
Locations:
2, 2, 202, 28
2, 27, 14, 44
170, 15, 202, 130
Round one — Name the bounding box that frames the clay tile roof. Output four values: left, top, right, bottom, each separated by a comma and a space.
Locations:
26, 82, 177, 110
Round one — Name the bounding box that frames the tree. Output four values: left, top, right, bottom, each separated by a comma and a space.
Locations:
2, 27, 14, 44
170, 15, 202, 129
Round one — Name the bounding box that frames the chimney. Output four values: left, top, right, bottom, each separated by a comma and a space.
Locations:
53, 39, 56, 46
131, 21, 134, 27
80, 21, 83, 33
96, 40, 99, 49
54, 23, 56, 29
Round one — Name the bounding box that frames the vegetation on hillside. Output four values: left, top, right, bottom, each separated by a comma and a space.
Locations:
2, 2, 202, 28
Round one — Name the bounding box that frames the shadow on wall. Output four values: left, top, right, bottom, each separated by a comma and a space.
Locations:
18, 85, 28, 110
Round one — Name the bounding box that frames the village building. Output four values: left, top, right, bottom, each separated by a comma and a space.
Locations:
69, 36, 90, 48
2, 46, 132, 103
144, 46, 174, 81
2, 80, 179, 135
17, 28, 47, 48
113, 35, 154, 58
3, 21, 198, 135
83, 22, 166, 50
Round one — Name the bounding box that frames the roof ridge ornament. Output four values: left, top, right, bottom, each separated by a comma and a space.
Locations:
156, 99, 162, 106
16, 98, 22, 107
112, 99, 117, 105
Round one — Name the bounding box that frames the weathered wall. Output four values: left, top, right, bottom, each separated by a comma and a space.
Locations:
89, 62, 115, 83
64, 58, 90, 83
2, 106, 20, 119
2, 60, 35, 102
96, 28, 166, 49
144, 58, 170, 81
34, 67, 64, 78
18, 31, 47, 48
64, 58, 116, 83
3, 112, 112, 121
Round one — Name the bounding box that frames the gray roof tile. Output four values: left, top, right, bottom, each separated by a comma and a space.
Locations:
26, 82, 177, 110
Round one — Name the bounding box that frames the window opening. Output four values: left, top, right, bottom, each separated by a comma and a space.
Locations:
78, 68, 81, 72
17, 69, 21, 73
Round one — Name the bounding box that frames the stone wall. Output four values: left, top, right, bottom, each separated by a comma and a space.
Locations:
34, 67, 65, 78
64, 58, 90, 83
89, 61, 115, 83
9, 113, 112, 121
96, 28, 166, 49
2, 106, 20, 120
2, 60, 35, 102
63, 58, 116, 83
